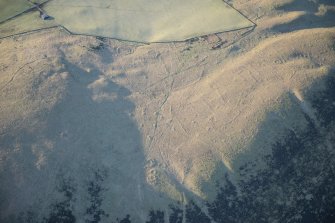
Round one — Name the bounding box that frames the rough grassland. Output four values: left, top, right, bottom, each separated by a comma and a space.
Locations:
0, 0, 334, 222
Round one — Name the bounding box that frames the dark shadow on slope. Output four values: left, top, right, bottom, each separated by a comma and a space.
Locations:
276, 0, 335, 13
168, 205, 183, 223
146, 210, 165, 223
272, 11, 335, 33
142, 67, 335, 223
272, 0, 335, 33
275, 0, 335, 13
206, 70, 335, 222
40, 60, 146, 223
0, 54, 147, 223
43, 176, 76, 223
308, 70, 335, 129
185, 201, 211, 223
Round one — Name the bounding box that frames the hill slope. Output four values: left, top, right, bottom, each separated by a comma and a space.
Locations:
0, 0, 335, 222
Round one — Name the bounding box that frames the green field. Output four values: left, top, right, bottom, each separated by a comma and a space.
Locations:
0, 0, 254, 42
0, 0, 49, 23
45, 0, 254, 42
0, 0, 32, 22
